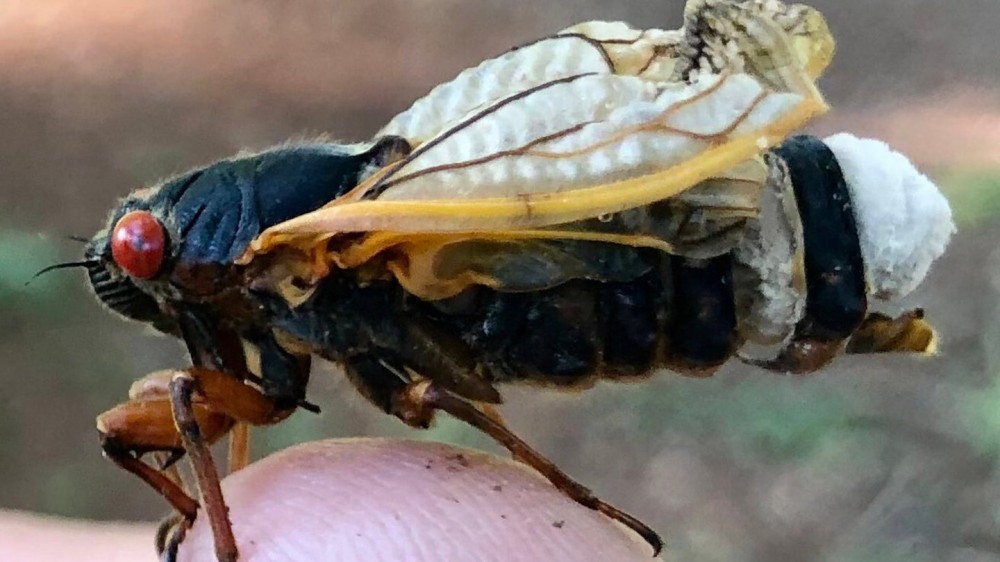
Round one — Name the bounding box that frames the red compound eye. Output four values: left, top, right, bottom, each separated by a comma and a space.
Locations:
111, 210, 166, 279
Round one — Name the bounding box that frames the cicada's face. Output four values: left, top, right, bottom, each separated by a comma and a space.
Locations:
84, 188, 184, 332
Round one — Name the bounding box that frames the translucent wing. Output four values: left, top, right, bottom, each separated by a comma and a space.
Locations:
243, 0, 834, 300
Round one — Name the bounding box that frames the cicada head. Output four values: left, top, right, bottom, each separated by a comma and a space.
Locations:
83, 137, 411, 329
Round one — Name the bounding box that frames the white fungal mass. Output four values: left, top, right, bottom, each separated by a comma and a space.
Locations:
825, 133, 955, 300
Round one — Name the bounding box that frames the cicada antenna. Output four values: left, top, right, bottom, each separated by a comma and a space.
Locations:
25, 260, 97, 287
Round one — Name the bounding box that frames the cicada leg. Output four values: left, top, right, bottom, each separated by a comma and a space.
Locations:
168, 372, 239, 562
156, 512, 189, 562
228, 422, 252, 473
153, 453, 192, 562
97, 386, 230, 519
474, 403, 529, 464
97, 368, 295, 562
391, 380, 664, 557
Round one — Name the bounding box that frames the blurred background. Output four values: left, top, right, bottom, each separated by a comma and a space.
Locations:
2, 1, 1000, 560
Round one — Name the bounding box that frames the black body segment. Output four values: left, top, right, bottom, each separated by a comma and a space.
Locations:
598, 272, 666, 378
342, 354, 410, 414
269, 249, 735, 401
86, 140, 411, 330
668, 255, 738, 370
250, 330, 312, 410
505, 282, 602, 384
775, 135, 867, 340
95, 139, 410, 270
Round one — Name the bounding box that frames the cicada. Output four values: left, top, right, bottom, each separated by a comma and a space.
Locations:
73, 1, 953, 560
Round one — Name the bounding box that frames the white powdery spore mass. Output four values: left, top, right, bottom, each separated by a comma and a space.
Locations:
824, 133, 955, 300
733, 159, 805, 344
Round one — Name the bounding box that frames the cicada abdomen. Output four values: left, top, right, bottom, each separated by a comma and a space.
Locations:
328, 133, 952, 388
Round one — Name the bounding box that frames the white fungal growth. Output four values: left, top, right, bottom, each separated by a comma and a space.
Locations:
733, 156, 806, 344
824, 133, 955, 300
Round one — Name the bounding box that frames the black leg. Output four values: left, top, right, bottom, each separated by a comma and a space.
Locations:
156, 513, 188, 562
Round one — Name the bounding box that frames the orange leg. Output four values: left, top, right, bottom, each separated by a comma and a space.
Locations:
228, 423, 251, 473
97, 368, 295, 562
97, 394, 231, 519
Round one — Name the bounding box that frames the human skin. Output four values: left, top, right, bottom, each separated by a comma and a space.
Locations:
0, 439, 657, 561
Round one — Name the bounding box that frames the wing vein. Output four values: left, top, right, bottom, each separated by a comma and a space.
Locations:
367, 72, 599, 198
511, 33, 618, 72
372, 121, 596, 190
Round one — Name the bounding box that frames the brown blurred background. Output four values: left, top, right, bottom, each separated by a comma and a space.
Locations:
2, 1, 1000, 560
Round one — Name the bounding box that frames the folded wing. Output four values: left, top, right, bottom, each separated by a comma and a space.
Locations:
244, 0, 834, 300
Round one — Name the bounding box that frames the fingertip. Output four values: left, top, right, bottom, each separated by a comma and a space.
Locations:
177, 438, 657, 562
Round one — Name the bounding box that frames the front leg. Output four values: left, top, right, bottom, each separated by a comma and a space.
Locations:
97, 372, 233, 521
170, 372, 238, 562
97, 368, 295, 562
